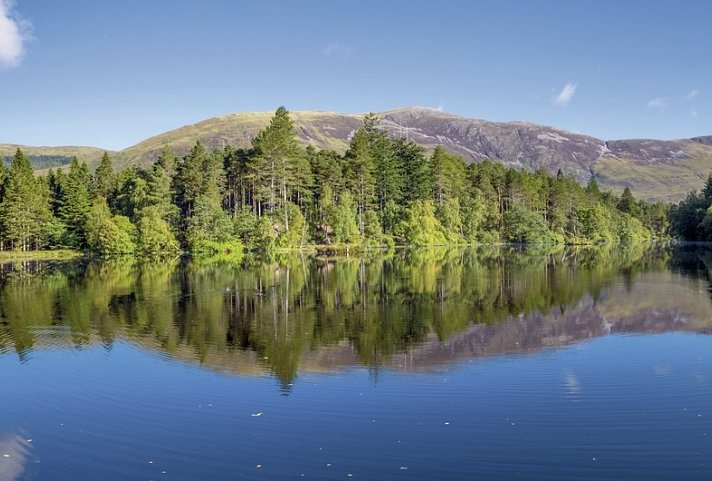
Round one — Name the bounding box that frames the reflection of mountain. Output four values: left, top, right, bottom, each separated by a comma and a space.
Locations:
393, 271, 712, 370
1, 247, 711, 383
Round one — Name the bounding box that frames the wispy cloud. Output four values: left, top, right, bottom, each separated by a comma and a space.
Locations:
691, 109, 699, 118
685, 89, 699, 100
553, 82, 577, 106
647, 97, 666, 109
0, 0, 30, 68
322, 42, 352, 60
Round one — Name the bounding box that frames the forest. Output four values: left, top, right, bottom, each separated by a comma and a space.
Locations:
0, 108, 670, 256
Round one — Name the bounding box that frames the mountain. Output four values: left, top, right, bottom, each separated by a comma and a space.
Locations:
3, 107, 712, 202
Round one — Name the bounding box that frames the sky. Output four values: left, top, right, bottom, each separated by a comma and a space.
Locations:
0, 0, 711, 150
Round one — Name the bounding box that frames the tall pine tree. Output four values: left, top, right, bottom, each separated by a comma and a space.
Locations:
0, 149, 51, 250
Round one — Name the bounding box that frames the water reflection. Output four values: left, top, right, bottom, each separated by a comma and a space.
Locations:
1, 244, 711, 386
0, 434, 33, 481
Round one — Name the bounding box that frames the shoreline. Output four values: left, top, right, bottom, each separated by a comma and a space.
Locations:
0, 240, 672, 263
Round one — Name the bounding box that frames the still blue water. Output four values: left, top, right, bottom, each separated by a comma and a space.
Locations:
1, 246, 712, 480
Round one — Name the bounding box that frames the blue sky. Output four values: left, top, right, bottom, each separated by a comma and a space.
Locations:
0, 0, 710, 150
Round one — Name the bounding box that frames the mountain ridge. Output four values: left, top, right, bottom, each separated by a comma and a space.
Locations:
3, 106, 711, 202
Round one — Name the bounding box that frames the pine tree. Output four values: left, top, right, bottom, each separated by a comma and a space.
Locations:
0, 161, 6, 203
156, 146, 178, 178
92, 151, 116, 200
250, 107, 308, 232
114, 167, 151, 222
59, 157, 92, 247
394, 139, 429, 203
145, 160, 179, 226
429, 147, 466, 206
702, 174, 712, 200
365, 118, 402, 211
344, 129, 375, 234
618, 187, 637, 216
175, 141, 211, 219
0, 149, 52, 250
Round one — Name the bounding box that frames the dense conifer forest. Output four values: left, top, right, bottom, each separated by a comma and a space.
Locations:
0, 108, 670, 256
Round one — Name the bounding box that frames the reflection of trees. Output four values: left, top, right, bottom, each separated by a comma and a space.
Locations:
0, 245, 669, 385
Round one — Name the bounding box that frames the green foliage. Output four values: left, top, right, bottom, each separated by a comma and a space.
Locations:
276, 202, 308, 248
233, 207, 278, 252
399, 200, 447, 246
363, 210, 382, 244
330, 191, 361, 244
92, 152, 116, 200
137, 206, 181, 256
186, 195, 234, 248
616, 214, 649, 243
85, 199, 136, 256
503, 205, 560, 244
250, 107, 311, 230
0, 149, 52, 250
41, 217, 70, 249
669, 189, 709, 240
438, 197, 464, 243
618, 187, 638, 216
145, 160, 179, 225
344, 128, 376, 233
58, 157, 92, 247
430, 146, 467, 205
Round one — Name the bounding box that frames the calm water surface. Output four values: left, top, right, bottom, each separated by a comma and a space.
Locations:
2, 245, 712, 480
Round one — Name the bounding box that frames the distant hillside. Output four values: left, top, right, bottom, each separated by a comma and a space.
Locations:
111, 110, 362, 170
5, 107, 712, 202
0, 145, 110, 171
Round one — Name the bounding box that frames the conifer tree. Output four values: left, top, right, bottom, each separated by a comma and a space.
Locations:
145, 160, 179, 225
92, 152, 116, 200
175, 141, 211, 219
59, 157, 92, 247
344, 129, 375, 234
250, 107, 308, 231
618, 187, 637, 216
0, 149, 52, 250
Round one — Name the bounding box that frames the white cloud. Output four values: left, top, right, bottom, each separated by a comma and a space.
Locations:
647, 97, 666, 109
685, 89, 699, 100
691, 109, 699, 118
322, 42, 352, 60
553, 82, 577, 106
0, 0, 29, 68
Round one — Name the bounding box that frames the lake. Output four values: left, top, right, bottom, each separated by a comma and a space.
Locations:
2, 245, 712, 480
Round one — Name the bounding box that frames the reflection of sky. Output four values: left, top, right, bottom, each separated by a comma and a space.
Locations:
2, 334, 712, 480
654, 365, 671, 377
0, 434, 32, 481
563, 371, 581, 395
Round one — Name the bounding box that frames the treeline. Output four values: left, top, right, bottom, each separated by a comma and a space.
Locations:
0, 107, 669, 255
669, 176, 712, 241
2, 154, 72, 170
